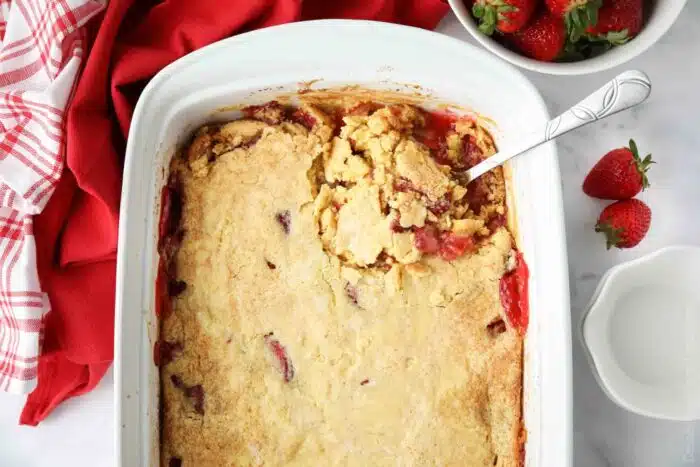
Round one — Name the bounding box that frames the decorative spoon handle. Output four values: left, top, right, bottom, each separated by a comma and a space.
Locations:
464, 70, 652, 183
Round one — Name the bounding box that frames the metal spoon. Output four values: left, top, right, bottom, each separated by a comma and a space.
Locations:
462, 70, 652, 184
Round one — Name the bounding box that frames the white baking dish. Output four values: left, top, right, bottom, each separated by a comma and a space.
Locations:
115, 20, 571, 467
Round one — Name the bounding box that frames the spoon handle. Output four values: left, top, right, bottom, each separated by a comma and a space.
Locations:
464, 70, 652, 183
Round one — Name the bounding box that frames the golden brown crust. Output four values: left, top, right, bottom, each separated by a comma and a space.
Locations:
160, 100, 523, 467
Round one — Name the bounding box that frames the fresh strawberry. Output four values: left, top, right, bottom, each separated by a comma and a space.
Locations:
472, 0, 537, 35
595, 199, 651, 249
583, 139, 653, 200
507, 12, 567, 62
585, 0, 643, 44
545, 0, 602, 41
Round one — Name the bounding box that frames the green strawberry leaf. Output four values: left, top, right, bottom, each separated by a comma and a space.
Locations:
565, 0, 602, 44
628, 139, 655, 189
595, 221, 625, 250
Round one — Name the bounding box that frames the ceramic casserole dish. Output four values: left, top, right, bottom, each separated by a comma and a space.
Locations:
115, 20, 572, 467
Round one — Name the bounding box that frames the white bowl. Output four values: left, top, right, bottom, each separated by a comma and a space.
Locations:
447, 0, 689, 75
581, 246, 700, 421
116, 20, 572, 467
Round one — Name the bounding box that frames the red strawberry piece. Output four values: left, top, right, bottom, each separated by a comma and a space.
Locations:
390, 218, 409, 233
545, 0, 602, 41
414, 225, 440, 254
507, 12, 567, 62
167, 279, 187, 297
154, 340, 183, 367
486, 317, 507, 337
416, 111, 456, 151
344, 282, 360, 307
464, 178, 490, 214
290, 109, 317, 130
426, 196, 451, 216
169, 375, 205, 414
438, 232, 476, 261
472, 0, 537, 35
595, 199, 651, 249
486, 213, 507, 234
585, 0, 643, 44
276, 210, 291, 234
461, 135, 484, 169
185, 384, 205, 415
170, 374, 184, 389
242, 101, 286, 125
158, 175, 182, 249
264, 333, 295, 382
583, 139, 653, 200
499, 251, 529, 334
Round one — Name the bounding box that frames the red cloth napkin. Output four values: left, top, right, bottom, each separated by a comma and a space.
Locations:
21, 0, 448, 425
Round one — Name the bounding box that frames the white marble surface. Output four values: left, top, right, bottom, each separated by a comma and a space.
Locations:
1, 5, 700, 466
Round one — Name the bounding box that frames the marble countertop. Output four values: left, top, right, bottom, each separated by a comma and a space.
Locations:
1, 5, 699, 466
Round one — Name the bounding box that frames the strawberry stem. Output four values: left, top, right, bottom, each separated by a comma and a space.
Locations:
628, 139, 654, 190
472, 0, 519, 36
565, 0, 602, 43
595, 221, 624, 250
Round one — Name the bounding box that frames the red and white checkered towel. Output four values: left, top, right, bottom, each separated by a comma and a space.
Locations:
0, 0, 104, 394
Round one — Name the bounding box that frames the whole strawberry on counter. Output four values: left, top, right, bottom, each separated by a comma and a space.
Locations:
595, 199, 651, 249
586, 0, 643, 44
583, 139, 653, 200
472, 0, 537, 34
544, 0, 602, 41
507, 12, 567, 62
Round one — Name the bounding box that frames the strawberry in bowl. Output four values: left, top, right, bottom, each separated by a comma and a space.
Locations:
447, 0, 689, 75
471, 0, 537, 34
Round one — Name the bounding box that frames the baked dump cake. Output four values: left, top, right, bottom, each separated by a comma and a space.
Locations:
157, 96, 527, 467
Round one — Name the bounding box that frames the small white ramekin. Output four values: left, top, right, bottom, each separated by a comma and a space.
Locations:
447, 0, 689, 75
581, 246, 700, 421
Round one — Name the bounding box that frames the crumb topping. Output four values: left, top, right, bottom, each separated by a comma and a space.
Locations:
160, 98, 522, 467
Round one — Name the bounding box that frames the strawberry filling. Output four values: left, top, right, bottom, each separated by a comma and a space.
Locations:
170, 375, 205, 414
344, 282, 360, 307
167, 279, 187, 297
426, 196, 451, 216
155, 261, 169, 318
242, 101, 286, 125
438, 233, 476, 261
264, 333, 295, 383
415, 111, 457, 151
158, 175, 182, 251
462, 135, 484, 169
414, 226, 440, 255
153, 339, 183, 366
185, 385, 205, 415
499, 252, 529, 335
486, 318, 507, 337
276, 210, 291, 235
390, 219, 409, 233
290, 109, 317, 130
414, 226, 475, 261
